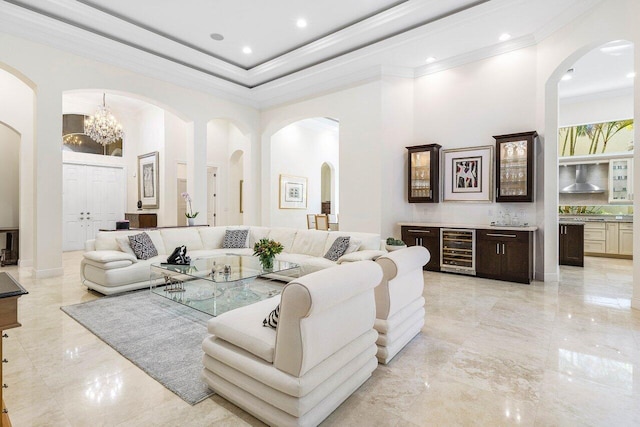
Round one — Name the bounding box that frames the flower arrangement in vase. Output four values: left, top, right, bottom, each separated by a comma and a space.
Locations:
181, 192, 199, 226
253, 238, 284, 270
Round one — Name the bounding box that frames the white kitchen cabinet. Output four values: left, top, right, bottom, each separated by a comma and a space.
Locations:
605, 222, 619, 254
609, 158, 633, 203
619, 223, 633, 255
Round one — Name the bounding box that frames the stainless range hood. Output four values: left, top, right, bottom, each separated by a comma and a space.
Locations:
560, 164, 605, 194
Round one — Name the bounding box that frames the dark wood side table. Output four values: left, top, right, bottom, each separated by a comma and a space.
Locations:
124, 213, 157, 229
0, 273, 27, 426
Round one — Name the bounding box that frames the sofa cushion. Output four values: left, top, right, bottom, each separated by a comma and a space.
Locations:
345, 232, 381, 251
337, 250, 386, 264
199, 227, 227, 249
161, 228, 203, 252
223, 229, 249, 248
269, 228, 297, 253
84, 250, 137, 264
208, 296, 279, 363
128, 233, 158, 260
249, 227, 271, 247
94, 232, 121, 251
116, 236, 136, 257
323, 236, 350, 261
290, 230, 329, 257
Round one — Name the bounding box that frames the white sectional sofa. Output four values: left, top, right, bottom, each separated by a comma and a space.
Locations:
81, 226, 385, 295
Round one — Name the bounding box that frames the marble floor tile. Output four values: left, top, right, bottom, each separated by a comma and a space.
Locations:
0, 252, 638, 426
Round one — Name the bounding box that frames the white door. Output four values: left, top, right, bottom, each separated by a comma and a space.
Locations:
63, 164, 125, 251
207, 168, 217, 226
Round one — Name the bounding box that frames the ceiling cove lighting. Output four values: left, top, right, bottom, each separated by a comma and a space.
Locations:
242, 46, 252, 54
561, 68, 574, 81
499, 33, 512, 42
425, 57, 437, 64
627, 72, 636, 79
84, 93, 124, 146
600, 42, 632, 55
296, 18, 307, 28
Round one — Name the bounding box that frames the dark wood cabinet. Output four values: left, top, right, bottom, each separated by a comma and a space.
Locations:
407, 144, 441, 203
476, 229, 533, 284
401, 226, 440, 271
494, 131, 537, 203
125, 213, 157, 228
559, 223, 584, 266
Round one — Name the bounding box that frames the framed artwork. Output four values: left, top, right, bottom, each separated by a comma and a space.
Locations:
279, 174, 307, 209
138, 151, 159, 208
443, 145, 493, 202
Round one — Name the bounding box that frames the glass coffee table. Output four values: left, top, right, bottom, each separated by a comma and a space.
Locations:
150, 254, 300, 317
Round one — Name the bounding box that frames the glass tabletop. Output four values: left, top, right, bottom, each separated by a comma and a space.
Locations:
149, 254, 299, 317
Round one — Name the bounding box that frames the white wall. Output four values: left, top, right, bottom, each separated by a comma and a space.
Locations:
412, 47, 539, 229
0, 124, 20, 230
559, 91, 634, 127
163, 111, 188, 226
269, 119, 339, 229
261, 80, 382, 233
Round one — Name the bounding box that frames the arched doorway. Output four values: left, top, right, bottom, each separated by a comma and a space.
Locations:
268, 117, 339, 229
0, 122, 20, 266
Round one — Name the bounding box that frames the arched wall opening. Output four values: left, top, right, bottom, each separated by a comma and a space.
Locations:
0, 66, 35, 268
207, 119, 253, 226
542, 36, 639, 311
267, 117, 339, 229
0, 122, 20, 258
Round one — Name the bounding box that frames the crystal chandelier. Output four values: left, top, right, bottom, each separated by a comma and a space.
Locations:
84, 93, 124, 145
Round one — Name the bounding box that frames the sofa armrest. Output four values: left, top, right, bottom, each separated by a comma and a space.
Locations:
83, 250, 137, 264
337, 250, 387, 264
85, 239, 96, 252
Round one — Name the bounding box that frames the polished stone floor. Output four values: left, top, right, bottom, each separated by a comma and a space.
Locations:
2, 253, 639, 426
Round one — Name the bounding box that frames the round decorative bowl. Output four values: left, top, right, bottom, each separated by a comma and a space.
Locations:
385, 244, 407, 252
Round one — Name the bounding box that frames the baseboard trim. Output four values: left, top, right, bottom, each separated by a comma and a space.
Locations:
32, 267, 64, 279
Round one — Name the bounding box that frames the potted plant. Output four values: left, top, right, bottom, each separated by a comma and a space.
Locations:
385, 237, 407, 252
253, 238, 284, 270
181, 192, 199, 226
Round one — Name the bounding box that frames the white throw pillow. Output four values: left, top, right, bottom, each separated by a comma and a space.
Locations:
116, 236, 136, 257
345, 238, 362, 254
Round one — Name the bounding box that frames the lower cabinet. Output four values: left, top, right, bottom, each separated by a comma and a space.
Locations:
619, 223, 633, 255
476, 230, 533, 284
401, 226, 440, 271
584, 221, 632, 258
559, 224, 584, 267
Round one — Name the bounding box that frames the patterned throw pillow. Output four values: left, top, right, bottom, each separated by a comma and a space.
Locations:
263, 304, 280, 329
222, 229, 249, 248
128, 232, 158, 260
324, 236, 351, 261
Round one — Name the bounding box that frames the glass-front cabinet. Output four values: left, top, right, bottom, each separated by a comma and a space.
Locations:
494, 131, 537, 203
609, 158, 633, 203
407, 144, 441, 203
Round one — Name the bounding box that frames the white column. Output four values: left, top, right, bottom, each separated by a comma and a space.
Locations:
33, 86, 63, 278
186, 120, 208, 225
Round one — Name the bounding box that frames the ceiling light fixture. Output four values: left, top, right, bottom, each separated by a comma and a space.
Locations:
627, 72, 636, 79
561, 68, 574, 81
425, 57, 437, 64
499, 33, 512, 42
84, 93, 124, 146
296, 18, 307, 28
242, 46, 252, 54
210, 33, 224, 41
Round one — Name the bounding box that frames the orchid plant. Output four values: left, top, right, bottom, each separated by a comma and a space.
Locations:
181, 192, 199, 218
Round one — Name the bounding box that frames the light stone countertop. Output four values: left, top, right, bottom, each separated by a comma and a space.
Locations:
558, 214, 632, 223
399, 222, 538, 232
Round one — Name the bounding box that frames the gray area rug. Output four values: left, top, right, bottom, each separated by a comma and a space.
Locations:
61, 290, 213, 405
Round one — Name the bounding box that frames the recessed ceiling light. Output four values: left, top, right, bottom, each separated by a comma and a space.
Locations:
209, 33, 224, 41
627, 72, 636, 79
561, 68, 574, 81
425, 57, 437, 64
296, 18, 307, 28
499, 33, 512, 42
242, 46, 252, 54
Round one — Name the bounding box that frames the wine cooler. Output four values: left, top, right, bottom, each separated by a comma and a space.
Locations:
440, 228, 476, 275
